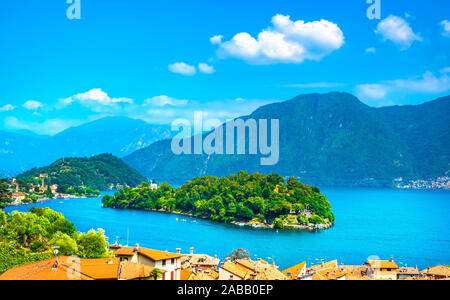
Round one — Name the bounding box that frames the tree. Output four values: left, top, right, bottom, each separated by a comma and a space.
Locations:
231, 248, 250, 261
76, 228, 110, 258
273, 218, 284, 229
50, 232, 78, 256
149, 268, 163, 280
0, 179, 12, 209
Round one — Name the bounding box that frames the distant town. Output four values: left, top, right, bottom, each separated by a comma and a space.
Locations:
394, 176, 450, 190
0, 243, 448, 280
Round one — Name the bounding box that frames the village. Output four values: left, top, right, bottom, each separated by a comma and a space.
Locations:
0, 243, 448, 280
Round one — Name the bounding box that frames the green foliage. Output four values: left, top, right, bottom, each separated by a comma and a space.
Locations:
76, 229, 110, 259
0, 242, 53, 274
0, 208, 111, 274
308, 215, 324, 225
0, 179, 12, 209
273, 218, 284, 229
17, 153, 147, 193
149, 268, 164, 280
103, 172, 333, 226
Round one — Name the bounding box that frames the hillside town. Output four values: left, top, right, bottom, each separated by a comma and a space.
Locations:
0, 243, 448, 280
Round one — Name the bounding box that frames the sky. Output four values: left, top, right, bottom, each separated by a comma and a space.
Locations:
0, 0, 449, 135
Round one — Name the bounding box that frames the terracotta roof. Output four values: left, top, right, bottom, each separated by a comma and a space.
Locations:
137, 248, 182, 261
282, 261, 306, 279
69, 257, 120, 280
180, 269, 192, 280
307, 260, 338, 272
221, 261, 254, 279
365, 259, 399, 269
118, 261, 163, 280
110, 245, 182, 261
114, 246, 136, 256
232, 259, 286, 280
188, 269, 219, 280
315, 267, 345, 280
181, 254, 220, 268
421, 265, 450, 277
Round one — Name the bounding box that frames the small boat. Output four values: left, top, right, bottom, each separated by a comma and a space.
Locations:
175, 218, 179, 221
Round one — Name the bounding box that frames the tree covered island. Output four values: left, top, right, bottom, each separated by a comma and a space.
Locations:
102, 171, 334, 230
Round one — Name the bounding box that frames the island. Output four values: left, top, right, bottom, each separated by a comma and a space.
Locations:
102, 171, 334, 230
4, 153, 147, 205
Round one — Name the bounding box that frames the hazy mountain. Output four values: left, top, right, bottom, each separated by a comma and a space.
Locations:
123, 92, 450, 187
0, 117, 172, 177
52, 116, 172, 157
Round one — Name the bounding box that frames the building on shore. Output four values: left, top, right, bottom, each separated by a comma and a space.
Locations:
281, 261, 306, 280
420, 265, 450, 280
364, 258, 399, 280
181, 246, 220, 272
109, 243, 182, 280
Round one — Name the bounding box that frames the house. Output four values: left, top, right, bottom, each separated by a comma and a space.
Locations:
301, 260, 346, 280
218, 258, 286, 280
281, 261, 306, 280
181, 246, 220, 271
0, 256, 163, 280
338, 265, 369, 280
364, 258, 399, 280
109, 243, 182, 280
397, 266, 420, 280
11, 192, 26, 203
420, 265, 450, 280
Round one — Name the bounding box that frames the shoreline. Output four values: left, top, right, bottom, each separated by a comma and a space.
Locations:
7, 193, 100, 207
106, 206, 333, 231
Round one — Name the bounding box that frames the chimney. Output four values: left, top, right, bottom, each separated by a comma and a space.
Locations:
136, 243, 140, 250
390, 256, 394, 262
176, 248, 181, 254
214, 255, 217, 259
226, 257, 231, 262
190, 246, 194, 255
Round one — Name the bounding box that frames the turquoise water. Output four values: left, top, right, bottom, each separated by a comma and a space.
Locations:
4, 188, 449, 269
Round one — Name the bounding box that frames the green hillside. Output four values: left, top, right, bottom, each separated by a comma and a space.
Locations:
18, 153, 147, 193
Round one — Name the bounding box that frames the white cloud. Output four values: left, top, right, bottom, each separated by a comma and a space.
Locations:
0, 104, 15, 112
356, 84, 388, 100
4, 116, 82, 136
365, 47, 376, 53
441, 20, 450, 37
59, 88, 133, 113
144, 95, 188, 107
198, 63, 215, 74
22, 100, 43, 110
216, 14, 344, 65
375, 15, 422, 50
168, 62, 197, 75
389, 71, 450, 93
210, 35, 223, 45
356, 70, 450, 106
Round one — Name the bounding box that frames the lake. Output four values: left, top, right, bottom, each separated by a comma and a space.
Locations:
4, 188, 450, 270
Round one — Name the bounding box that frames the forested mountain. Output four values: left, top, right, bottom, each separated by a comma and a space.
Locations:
0, 117, 172, 177
123, 92, 450, 187
17, 153, 147, 192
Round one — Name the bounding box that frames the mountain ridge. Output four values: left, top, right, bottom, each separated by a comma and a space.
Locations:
123, 92, 450, 187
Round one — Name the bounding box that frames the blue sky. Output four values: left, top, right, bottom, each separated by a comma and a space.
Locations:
0, 0, 449, 135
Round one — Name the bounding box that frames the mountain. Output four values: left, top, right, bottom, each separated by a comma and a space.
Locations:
123, 92, 450, 187
17, 153, 147, 192
0, 117, 172, 177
